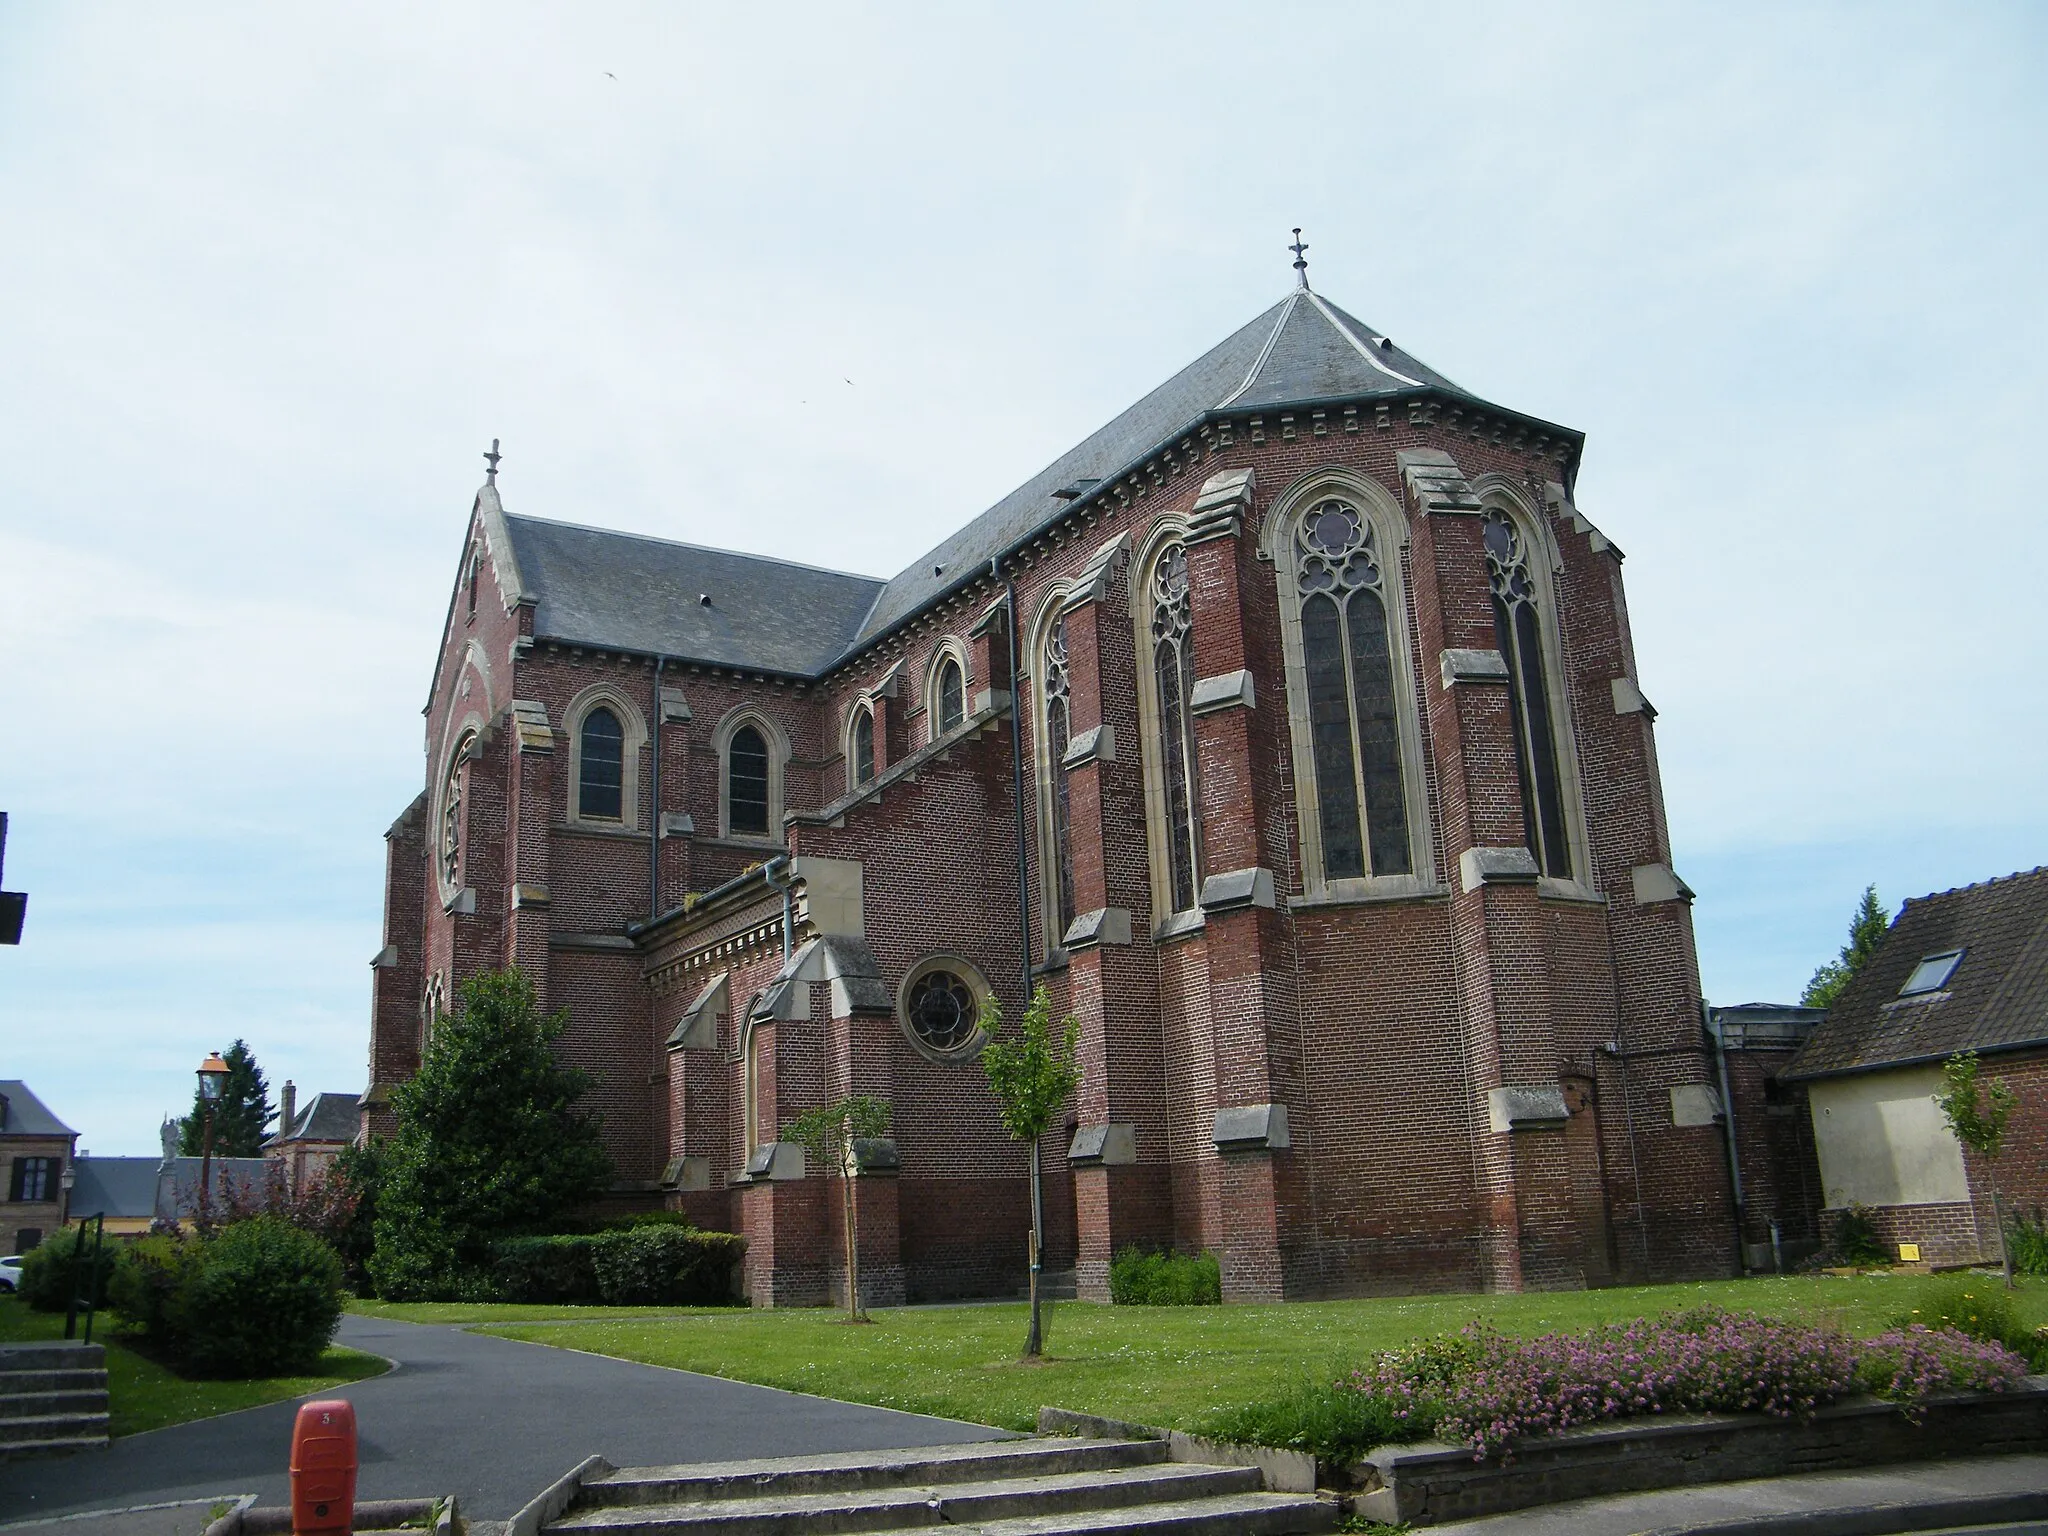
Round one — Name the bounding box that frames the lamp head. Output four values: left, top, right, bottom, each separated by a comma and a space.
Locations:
197, 1052, 231, 1102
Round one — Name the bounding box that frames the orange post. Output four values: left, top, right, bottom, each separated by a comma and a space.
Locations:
289, 1399, 358, 1536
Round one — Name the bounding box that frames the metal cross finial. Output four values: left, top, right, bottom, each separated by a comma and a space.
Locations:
1289, 228, 1310, 289
483, 438, 502, 483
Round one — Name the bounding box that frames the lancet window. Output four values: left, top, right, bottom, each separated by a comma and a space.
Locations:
726, 724, 772, 837
935, 655, 965, 735
1149, 544, 1203, 912
850, 703, 876, 787
577, 706, 625, 820
439, 735, 472, 888
1483, 509, 1571, 878
1043, 615, 1075, 946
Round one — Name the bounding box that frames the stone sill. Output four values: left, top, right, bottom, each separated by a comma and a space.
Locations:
1290, 882, 1452, 910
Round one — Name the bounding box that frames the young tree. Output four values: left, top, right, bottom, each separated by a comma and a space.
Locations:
977, 985, 1080, 1359
179, 1039, 274, 1158
1801, 885, 1890, 1010
1935, 1049, 2020, 1289
782, 1095, 892, 1322
369, 967, 612, 1299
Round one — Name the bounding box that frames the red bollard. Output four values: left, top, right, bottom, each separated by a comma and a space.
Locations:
290, 1399, 358, 1536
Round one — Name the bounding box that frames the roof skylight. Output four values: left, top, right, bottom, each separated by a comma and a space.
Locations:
1899, 949, 1964, 997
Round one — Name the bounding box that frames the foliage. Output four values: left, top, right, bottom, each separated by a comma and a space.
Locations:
2007, 1208, 2048, 1280
1109, 1247, 1221, 1306
1800, 885, 1890, 1010
1832, 1203, 1889, 1265
179, 1038, 274, 1159
491, 1228, 745, 1305
108, 1233, 203, 1345
326, 1139, 384, 1292
1203, 1375, 1415, 1464
18, 1225, 117, 1312
1893, 1275, 2046, 1368
1855, 1326, 2030, 1412
178, 1218, 345, 1376
369, 967, 613, 1299
192, 1160, 362, 1257
977, 986, 1081, 1145
783, 1095, 892, 1320
1935, 1051, 2018, 1162
492, 1234, 600, 1304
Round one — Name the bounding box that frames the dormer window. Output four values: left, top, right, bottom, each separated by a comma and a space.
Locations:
1899, 949, 1963, 997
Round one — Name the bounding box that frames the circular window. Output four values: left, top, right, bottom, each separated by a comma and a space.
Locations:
898, 959, 989, 1060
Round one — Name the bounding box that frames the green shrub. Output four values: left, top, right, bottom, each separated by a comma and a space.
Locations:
1204, 1376, 1422, 1464
1832, 1203, 1889, 1265
1108, 1246, 1221, 1306
179, 1218, 344, 1376
2005, 1207, 2048, 1279
18, 1228, 118, 1313
589, 1227, 745, 1305
604, 1209, 697, 1231
108, 1233, 203, 1345
1894, 1276, 2045, 1369
493, 1234, 600, 1304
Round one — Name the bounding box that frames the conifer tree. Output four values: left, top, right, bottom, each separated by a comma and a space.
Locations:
1800, 885, 1890, 1010
178, 1039, 274, 1158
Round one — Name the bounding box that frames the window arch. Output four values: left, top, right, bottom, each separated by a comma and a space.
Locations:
1136, 536, 1202, 915
847, 701, 876, 788
577, 706, 624, 820
716, 709, 787, 841
1267, 476, 1434, 898
934, 653, 966, 736
1041, 613, 1076, 949
438, 729, 478, 892
1481, 501, 1579, 880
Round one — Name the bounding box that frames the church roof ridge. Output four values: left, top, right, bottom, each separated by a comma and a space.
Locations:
502, 510, 886, 586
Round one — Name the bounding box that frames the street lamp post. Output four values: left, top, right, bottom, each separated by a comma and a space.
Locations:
196, 1052, 230, 1225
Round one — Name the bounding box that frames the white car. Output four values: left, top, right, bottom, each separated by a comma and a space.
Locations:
0, 1256, 22, 1294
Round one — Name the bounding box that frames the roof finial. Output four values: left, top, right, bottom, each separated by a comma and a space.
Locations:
483, 438, 502, 484
1289, 228, 1310, 289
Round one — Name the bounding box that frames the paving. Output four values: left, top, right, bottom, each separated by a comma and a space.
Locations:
1426, 1451, 2048, 1535
0, 1313, 1006, 1525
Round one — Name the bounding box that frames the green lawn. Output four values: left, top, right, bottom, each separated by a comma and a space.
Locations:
0, 1297, 389, 1437
353, 1273, 2048, 1434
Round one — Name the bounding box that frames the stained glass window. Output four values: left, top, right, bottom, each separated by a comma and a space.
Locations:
439, 737, 469, 887
906, 968, 978, 1054
1151, 543, 1202, 912
1044, 616, 1075, 946
851, 704, 876, 786
936, 656, 965, 735
728, 724, 771, 836
578, 706, 624, 820
1483, 509, 1571, 879
1294, 500, 1412, 879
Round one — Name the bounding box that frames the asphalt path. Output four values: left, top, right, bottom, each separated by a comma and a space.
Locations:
0, 1313, 1007, 1523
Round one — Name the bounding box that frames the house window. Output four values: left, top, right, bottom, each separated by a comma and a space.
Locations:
727, 724, 771, 837
9, 1156, 55, 1203
1295, 500, 1411, 879
577, 706, 624, 820
1043, 616, 1075, 947
850, 703, 876, 787
1483, 509, 1571, 879
935, 655, 966, 735
1149, 543, 1202, 912
1900, 949, 1964, 997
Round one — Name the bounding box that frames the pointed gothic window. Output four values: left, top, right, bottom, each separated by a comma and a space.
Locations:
727, 724, 771, 836
850, 703, 876, 786
936, 655, 965, 735
1043, 615, 1075, 947
439, 735, 472, 888
1484, 509, 1571, 879
1150, 544, 1202, 912
466, 549, 480, 621
578, 706, 624, 820
1294, 500, 1412, 879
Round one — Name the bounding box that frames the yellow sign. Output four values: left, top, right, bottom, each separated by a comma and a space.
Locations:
1898, 1242, 1922, 1262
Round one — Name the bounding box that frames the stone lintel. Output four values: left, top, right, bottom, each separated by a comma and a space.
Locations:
1068, 1123, 1137, 1166
1189, 669, 1255, 714
1200, 866, 1276, 913
1063, 907, 1133, 950
1631, 863, 1695, 905
1213, 1103, 1290, 1152
1440, 648, 1510, 689
1488, 1084, 1569, 1134
1459, 846, 1539, 893
1062, 724, 1116, 768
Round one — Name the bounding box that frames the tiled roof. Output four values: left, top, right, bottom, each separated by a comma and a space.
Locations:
68, 1156, 160, 1221
269, 1091, 360, 1147
0, 1081, 75, 1138
1783, 866, 2048, 1080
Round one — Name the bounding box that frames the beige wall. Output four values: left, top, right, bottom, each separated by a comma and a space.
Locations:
1810, 1065, 1968, 1208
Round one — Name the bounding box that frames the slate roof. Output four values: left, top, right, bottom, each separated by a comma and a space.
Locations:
489, 284, 1570, 677
0, 1081, 75, 1138
268, 1091, 361, 1147
68, 1156, 160, 1221
156, 1156, 274, 1221
1783, 866, 2048, 1081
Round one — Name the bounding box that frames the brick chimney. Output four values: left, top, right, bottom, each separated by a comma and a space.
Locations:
280, 1080, 297, 1142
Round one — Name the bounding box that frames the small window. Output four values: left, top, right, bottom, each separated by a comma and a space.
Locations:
9, 1156, 55, 1203
578, 706, 625, 820
850, 704, 876, 786
728, 724, 771, 836
1899, 949, 1963, 997
936, 657, 966, 735
466, 550, 480, 621
898, 959, 989, 1060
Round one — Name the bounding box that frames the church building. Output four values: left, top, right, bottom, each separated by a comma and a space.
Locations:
366, 257, 1753, 1304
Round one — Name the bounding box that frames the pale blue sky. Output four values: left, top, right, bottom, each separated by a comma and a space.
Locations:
3, 4, 2043, 1155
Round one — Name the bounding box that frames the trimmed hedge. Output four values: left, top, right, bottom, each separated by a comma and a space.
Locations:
107, 1220, 344, 1377
1109, 1246, 1221, 1305
493, 1227, 745, 1305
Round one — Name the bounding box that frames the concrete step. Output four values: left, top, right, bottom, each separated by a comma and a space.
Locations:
956, 1490, 1337, 1535
0, 1388, 109, 1419
581, 1438, 1170, 1507
562, 1464, 1264, 1534
0, 1433, 112, 1462
0, 1343, 106, 1372
0, 1367, 110, 1394
0, 1411, 113, 1443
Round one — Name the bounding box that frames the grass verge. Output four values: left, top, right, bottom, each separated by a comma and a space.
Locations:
454, 1273, 2048, 1434
1, 1296, 388, 1437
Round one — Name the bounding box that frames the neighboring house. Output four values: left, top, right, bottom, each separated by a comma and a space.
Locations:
369, 263, 1782, 1305
66, 1156, 161, 1235
1783, 867, 2048, 1265
0, 1081, 77, 1254
264, 1082, 356, 1187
